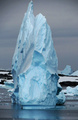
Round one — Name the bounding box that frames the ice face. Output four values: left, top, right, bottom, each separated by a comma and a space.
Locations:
12, 1, 58, 107
12, 1, 35, 89
57, 83, 62, 95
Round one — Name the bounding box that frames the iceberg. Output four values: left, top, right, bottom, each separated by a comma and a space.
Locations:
66, 86, 78, 96
61, 65, 73, 76
71, 70, 78, 76
12, 1, 58, 108
4, 81, 14, 89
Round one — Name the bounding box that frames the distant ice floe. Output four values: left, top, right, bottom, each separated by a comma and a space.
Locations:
58, 65, 73, 76
4, 80, 14, 88
58, 65, 78, 77
71, 70, 78, 76
0, 80, 14, 89
63, 85, 78, 96
0, 84, 6, 88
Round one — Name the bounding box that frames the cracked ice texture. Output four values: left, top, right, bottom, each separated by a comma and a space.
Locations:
12, 1, 58, 107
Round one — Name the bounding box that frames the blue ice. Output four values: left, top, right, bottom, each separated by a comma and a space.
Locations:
11, 1, 59, 108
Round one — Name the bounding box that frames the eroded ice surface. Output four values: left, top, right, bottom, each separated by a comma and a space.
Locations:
12, 1, 58, 107
57, 83, 62, 95
56, 91, 66, 105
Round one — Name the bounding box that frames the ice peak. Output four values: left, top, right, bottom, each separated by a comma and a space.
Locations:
27, 1, 33, 15
36, 13, 46, 23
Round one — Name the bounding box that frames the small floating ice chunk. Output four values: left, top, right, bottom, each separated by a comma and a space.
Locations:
56, 91, 66, 105
66, 85, 78, 96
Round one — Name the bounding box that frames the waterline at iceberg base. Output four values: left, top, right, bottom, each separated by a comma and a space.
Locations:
11, 1, 59, 109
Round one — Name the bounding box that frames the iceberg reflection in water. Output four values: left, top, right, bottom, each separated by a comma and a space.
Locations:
16, 109, 60, 119
12, 104, 78, 120
12, 104, 65, 119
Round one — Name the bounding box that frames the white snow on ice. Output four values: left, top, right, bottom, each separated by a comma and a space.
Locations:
59, 76, 78, 83
0, 71, 9, 74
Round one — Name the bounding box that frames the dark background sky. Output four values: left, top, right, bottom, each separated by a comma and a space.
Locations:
0, 0, 78, 71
